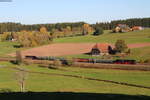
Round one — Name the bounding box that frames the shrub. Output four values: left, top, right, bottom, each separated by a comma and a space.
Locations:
0, 89, 12, 93
93, 27, 104, 36
53, 59, 62, 67
126, 49, 131, 55
48, 64, 59, 69
144, 59, 150, 64
139, 59, 145, 64
65, 59, 74, 66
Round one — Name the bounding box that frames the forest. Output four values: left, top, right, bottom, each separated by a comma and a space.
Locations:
0, 17, 150, 34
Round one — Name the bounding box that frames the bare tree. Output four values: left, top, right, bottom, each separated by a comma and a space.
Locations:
15, 69, 28, 92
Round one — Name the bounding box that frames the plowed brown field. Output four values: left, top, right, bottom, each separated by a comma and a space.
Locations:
9, 43, 150, 57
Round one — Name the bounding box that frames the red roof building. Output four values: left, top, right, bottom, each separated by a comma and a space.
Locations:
91, 43, 113, 55
132, 26, 143, 31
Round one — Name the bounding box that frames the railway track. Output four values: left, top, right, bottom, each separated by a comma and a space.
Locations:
0, 57, 16, 62
0, 57, 150, 71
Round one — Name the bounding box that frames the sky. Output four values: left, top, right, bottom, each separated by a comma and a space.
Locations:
0, 0, 150, 24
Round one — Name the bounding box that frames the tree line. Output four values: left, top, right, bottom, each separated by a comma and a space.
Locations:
0, 22, 86, 34
92, 17, 150, 30
0, 17, 150, 34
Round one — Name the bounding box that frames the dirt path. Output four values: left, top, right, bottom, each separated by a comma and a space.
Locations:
9, 43, 150, 57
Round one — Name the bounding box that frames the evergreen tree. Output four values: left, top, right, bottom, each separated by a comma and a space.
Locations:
93, 27, 104, 36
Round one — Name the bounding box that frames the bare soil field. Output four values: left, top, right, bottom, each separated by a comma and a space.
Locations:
128, 43, 150, 48
9, 43, 150, 57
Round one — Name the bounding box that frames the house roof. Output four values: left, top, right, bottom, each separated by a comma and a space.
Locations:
92, 43, 113, 53
132, 26, 142, 30
117, 24, 129, 29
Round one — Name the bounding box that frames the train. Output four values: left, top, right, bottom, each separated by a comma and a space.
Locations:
73, 58, 136, 64
25, 56, 136, 65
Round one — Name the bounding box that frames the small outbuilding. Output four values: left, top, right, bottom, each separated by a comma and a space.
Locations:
91, 43, 114, 56
132, 26, 143, 31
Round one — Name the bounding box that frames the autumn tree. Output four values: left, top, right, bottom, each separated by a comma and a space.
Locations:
40, 26, 47, 33
20, 30, 27, 32
18, 33, 31, 47
18, 31, 52, 47
1, 32, 13, 41
62, 26, 72, 37
82, 24, 93, 35
115, 40, 128, 53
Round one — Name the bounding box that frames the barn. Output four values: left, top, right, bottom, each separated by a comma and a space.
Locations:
91, 43, 113, 56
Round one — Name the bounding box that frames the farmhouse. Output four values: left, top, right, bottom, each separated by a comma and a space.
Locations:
91, 43, 113, 56
114, 24, 131, 33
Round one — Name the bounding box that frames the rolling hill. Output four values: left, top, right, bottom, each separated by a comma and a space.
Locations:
54, 29, 150, 44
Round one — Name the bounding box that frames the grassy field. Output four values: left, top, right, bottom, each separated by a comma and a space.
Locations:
0, 62, 150, 96
0, 42, 22, 57
54, 29, 150, 44
125, 46, 150, 61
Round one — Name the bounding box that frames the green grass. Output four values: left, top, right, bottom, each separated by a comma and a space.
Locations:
0, 41, 22, 57
54, 29, 150, 44
125, 46, 150, 61
0, 62, 150, 96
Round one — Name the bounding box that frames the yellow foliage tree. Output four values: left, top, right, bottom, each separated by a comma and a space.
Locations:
40, 27, 47, 33
82, 24, 93, 35
20, 30, 27, 32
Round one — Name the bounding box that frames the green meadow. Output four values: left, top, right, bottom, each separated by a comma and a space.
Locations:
0, 62, 150, 96
0, 41, 24, 57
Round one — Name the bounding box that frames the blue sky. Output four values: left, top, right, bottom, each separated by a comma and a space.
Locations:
0, 0, 150, 24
